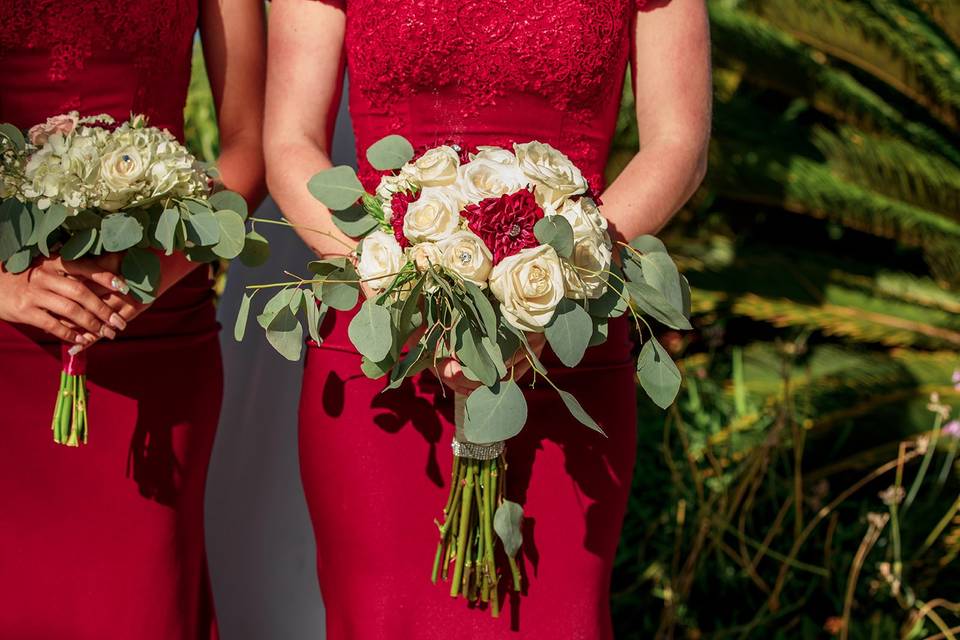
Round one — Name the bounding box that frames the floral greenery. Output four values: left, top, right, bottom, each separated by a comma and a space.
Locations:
608, 1, 960, 637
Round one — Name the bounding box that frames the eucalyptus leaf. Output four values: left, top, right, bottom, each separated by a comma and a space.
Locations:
185, 210, 220, 247
0, 123, 25, 151
533, 215, 574, 259
0, 199, 32, 262
493, 500, 524, 559
360, 354, 395, 379
637, 337, 682, 409
321, 279, 360, 311
348, 298, 393, 362
464, 380, 527, 444
155, 208, 179, 255
680, 274, 692, 319
266, 306, 304, 362
239, 230, 271, 267
589, 318, 609, 347
302, 291, 325, 345
257, 288, 298, 329
209, 190, 248, 219
544, 298, 593, 368
184, 245, 219, 263
629, 235, 668, 255
386, 342, 428, 390
625, 281, 693, 330
212, 209, 246, 259
4, 248, 32, 273
555, 387, 605, 435
307, 165, 365, 211
308, 257, 349, 276
464, 281, 498, 339
101, 213, 144, 252
454, 321, 499, 387
122, 247, 161, 294
60, 228, 97, 261
37, 204, 67, 257
588, 262, 628, 319
366, 134, 415, 171
235, 292, 252, 341
287, 288, 304, 314
320, 263, 360, 311
331, 204, 379, 238
639, 251, 683, 313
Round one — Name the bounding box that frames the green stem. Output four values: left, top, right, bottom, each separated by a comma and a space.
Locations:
904, 414, 944, 511
450, 461, 475, 597
937, 437, 958, 486
507, 554, 522, 592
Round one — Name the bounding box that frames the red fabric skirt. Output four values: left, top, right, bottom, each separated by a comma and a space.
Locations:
0, 269, 222, 639
299, 309, 637, 639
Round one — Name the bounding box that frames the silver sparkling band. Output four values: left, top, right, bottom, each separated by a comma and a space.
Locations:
451, 438, 504, 460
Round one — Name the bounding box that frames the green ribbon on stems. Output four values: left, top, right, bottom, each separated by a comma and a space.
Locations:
431, 394, 521, 617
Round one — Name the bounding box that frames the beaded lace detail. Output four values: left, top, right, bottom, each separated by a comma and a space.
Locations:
0, 1, 198, 125
337, 0, 638, 191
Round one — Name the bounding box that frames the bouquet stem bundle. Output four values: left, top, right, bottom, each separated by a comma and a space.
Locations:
432, 453, 515, 616
52, 345, 88, 446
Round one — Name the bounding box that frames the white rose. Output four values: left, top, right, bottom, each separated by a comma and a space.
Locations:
490, 244, 566, 332
562, 235, 613, 300
514, 141, 588, 208
100, 145, 149, 210
470, 146, 517, 165
553, 197, 609, 243
438, 230, 493, 287
400, 145, 460, 187
456, 158, 529, 203
407, 241, 442, 272
402, 186, 464, 243
356, 230, 406, 291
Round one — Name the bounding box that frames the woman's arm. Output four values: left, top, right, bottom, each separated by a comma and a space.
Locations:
148, 0, 269, 297
600, 0, 712, 242
264, 0, 353, 259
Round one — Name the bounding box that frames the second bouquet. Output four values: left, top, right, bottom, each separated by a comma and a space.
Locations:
0, 113, 268, 446
236, 135, 692, 614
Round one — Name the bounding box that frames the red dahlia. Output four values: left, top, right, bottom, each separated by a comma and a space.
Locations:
462, 188, 544, 264
389, 191, 417, 248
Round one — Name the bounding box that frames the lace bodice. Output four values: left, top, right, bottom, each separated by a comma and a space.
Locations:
0, 1, 198, 138
318, 0, 642, 192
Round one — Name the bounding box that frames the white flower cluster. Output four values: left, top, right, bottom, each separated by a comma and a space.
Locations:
355, 141, 613, 331
17, 112, 207, 214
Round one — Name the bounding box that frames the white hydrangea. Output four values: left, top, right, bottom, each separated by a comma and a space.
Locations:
19, 114, 207, 214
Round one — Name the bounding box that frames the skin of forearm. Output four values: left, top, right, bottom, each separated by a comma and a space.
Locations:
265, 140, 357, 259
600, 137, 708, 244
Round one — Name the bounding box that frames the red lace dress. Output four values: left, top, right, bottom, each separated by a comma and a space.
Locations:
0, 3, 221, 638
299, 1, 642, 637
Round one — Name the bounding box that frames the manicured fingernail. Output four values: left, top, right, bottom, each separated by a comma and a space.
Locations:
108, 313, 126, 331
74, 335, 85, 345
99, 326, 117, 340
68, 345, 83, 356
111, 277, 130, 294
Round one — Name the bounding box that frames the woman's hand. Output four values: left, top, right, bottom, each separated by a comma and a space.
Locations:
0, 256, 129, 344
436, 332, 547, 396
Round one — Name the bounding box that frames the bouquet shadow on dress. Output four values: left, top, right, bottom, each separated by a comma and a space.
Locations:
0, 113, 269, 446
235, 135, 691, 615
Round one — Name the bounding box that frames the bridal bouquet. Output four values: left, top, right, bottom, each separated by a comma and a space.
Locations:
236, 135, 691, 614
0, 113, 268, 446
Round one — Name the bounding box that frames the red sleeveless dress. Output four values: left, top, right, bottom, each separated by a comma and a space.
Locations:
0, 3, 221, 638
299, 1, 640, 637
